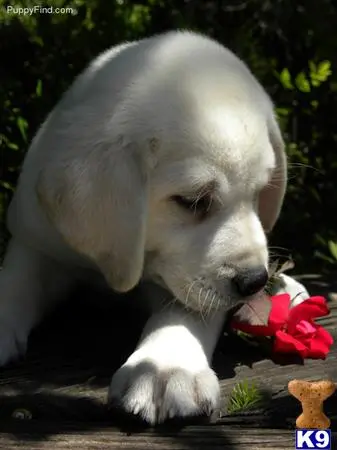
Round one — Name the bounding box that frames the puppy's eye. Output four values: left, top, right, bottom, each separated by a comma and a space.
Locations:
172, 194, 212, 217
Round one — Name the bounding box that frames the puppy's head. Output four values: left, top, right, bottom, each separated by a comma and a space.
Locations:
144, 104, 283, 314
135, 42, 286, 314
37, 33, 286, 314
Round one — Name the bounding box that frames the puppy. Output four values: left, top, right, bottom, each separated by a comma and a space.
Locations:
0, 31, 287, 424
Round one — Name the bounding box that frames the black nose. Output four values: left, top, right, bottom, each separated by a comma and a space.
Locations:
233, 267, 269, 297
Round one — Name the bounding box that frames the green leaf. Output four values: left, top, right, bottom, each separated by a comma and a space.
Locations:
7, 142, 19, 150
30, 35, 44, 47
295, 72, 311, 93
309, 60, 332, 86
308, 60, 317, 73
328, 240, 337, 261
83, 6, 95, 30
275, 107, 290, 117
36, 79, 42, 97
0, 134, 19, 151
315, 250, 335, 265
279, 68, 294, 90
17, 117, 28, 142
0, 181, 15, 192
317, 60, 332, 81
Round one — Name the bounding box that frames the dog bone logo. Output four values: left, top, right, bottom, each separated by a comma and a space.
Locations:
288, 379, 335, 429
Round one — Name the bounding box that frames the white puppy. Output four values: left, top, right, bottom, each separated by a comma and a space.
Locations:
0, 31, 287, 424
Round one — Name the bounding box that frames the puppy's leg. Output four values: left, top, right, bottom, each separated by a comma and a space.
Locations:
109, 304, 225, 425
0, 238, 73, 366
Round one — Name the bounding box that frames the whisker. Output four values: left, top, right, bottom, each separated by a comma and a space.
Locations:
269, 253, 290, 259
268, 246, 290, 251
184, 279, 199, 307
202, 288, 212, 318
206, 291, 217, 318
287, 162, 321, 172
159, 296, 179, 314
213, 295, 221, 317
197, 287, 206, 322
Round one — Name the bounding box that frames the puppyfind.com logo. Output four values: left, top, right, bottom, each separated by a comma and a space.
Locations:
5, 5, 77, 15
295, 429, 331, 449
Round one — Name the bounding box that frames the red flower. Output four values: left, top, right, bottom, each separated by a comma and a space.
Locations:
232, 294, 334, 359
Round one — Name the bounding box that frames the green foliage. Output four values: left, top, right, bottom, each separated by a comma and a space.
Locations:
1, 0, 337, 273
278, 68, 294, 90
310, 60, 332, 85
277, 60, 332, 93
328, 241, 337, 261
227, 380, 262, 414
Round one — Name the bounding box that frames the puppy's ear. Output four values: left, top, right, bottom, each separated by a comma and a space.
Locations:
258, 114, 287, 233
36, 136, 148, 293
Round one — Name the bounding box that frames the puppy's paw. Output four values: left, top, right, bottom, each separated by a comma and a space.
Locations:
108, 358, 220, 425
277, 274, 310, 307
0, 321, 27, 367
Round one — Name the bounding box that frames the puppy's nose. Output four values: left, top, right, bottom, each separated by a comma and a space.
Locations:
233, 267, 268, 297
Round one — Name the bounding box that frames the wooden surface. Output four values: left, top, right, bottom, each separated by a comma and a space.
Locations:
2, 423, 334, 449
0, 275, 336, 449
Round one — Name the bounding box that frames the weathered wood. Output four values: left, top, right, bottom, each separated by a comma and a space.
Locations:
1, 421, 336, 450
0, 275, 336, 448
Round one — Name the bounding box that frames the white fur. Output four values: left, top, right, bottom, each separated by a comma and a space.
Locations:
0, 31, 287, 423
109, 306, 224, 424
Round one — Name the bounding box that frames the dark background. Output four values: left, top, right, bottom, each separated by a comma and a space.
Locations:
1, 0, 337, 275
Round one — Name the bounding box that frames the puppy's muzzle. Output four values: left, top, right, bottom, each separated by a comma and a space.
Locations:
233, 266, 268, 297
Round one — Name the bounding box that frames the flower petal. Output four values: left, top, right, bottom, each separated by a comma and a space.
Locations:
307, 328, 331, 359
295, 320, 317, 335
268, 294, 291, 332
273, 330, 308, 357
287, 296, 330, 334
308, 341, 330, 359
306, 326, 334, 359
316, 325, 334, 346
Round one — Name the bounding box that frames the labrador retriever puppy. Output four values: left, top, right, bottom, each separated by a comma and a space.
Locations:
0, 31, 287, 424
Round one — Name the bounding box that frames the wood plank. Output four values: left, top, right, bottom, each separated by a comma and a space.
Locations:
1, 421, 336, 449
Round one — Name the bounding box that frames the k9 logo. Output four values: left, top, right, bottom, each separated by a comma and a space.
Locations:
295, 429, 331, 450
